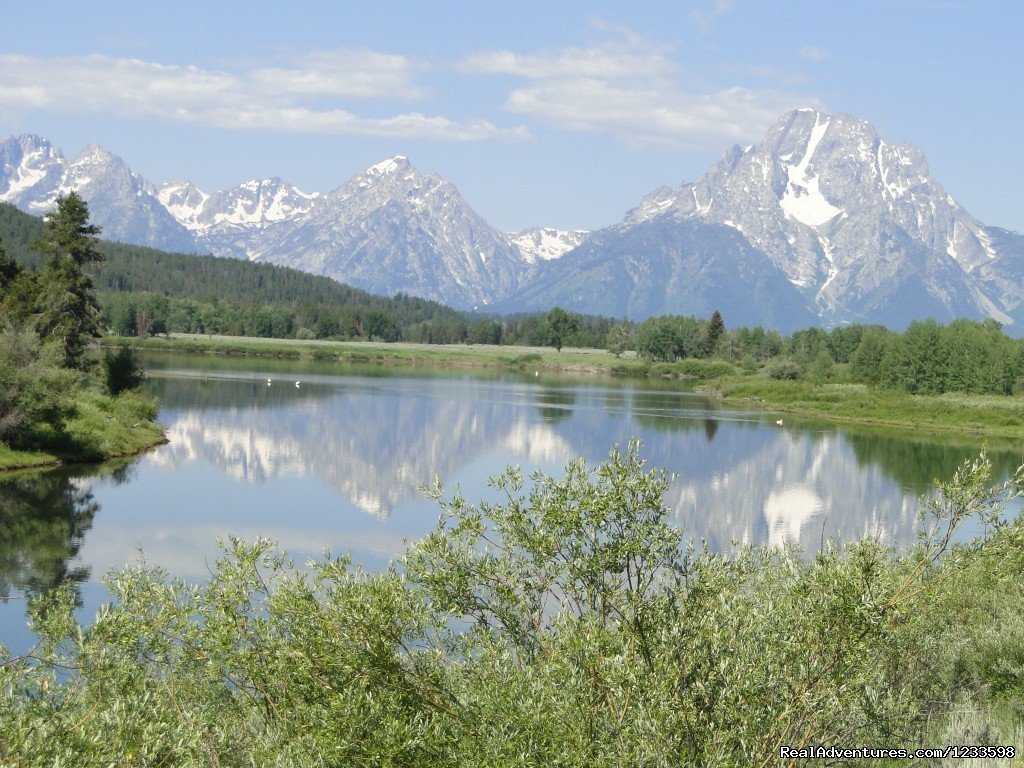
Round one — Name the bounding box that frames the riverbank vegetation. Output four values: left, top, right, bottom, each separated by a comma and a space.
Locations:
6, 198, 1024, 439
2, 444, 1021, 764
108, 322, 1024, 438
0, 196, 164, 471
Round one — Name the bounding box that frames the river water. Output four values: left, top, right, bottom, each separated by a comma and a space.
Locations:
2, 352, 1020, 652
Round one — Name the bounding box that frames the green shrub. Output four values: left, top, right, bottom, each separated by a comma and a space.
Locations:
675, 358, 736, 379
508, 352, 542, 368
1, 446, 1022, 765
102, 346, 145, 396
0, 325, 77, 444
765, 359, 802, 380
738, 354, 760, 372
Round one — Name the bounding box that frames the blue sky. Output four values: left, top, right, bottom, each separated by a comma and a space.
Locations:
1, 0, 1021, 233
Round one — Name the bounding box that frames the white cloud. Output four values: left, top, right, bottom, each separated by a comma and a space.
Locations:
0, 53, 527, 142
461, 34, 821, 148
461, 43, 675, 80
250, 50, 427, 99
798, 46, 829, 61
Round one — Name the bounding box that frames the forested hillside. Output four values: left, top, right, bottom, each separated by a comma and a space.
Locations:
0, 203, 465, 340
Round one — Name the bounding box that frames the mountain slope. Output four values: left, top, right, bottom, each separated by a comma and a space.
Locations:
0, 201, 463, 326
242, 157, 529, 308
505, 218, 818, 330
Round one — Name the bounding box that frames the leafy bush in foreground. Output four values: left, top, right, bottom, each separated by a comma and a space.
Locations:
1, 444, 1022, 766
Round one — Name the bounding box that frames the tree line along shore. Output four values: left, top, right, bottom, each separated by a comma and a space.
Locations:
4, 191, 1024, 467
104, 316, 1024, 441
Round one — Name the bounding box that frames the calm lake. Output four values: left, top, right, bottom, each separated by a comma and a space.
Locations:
2, 351, 1021, 652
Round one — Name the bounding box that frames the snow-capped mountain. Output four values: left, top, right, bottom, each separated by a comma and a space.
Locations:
172, 177, 321, 235
0, 134, 66, 211
231, 156, 530, 307
4, 115, 1024, 329
0, 134, 195, 252
160, 177, 322, 261
509, 228, 589, 264
604, 109, 1018, 328
156, 181, 209, 229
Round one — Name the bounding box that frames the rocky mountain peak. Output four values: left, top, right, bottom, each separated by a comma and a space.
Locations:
366, 155, 411, 177
179, 177, 320, 235
157, 181, 210, 229
0, 134, 67, 210
570, 107, 1016, 328
71, 143, 120, 167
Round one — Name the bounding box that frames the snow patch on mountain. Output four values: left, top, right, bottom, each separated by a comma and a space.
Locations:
509, 228, 588, 264
157, 182, 209, 228
779, 115, 843, 227
3, 161, 48, 197
367, 156, 408, 177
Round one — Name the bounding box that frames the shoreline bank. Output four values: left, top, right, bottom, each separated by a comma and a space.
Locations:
104, 334, 1024, 440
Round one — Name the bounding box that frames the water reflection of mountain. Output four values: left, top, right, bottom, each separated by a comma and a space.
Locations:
150, 376, 578, 518
554, 395, 1021, 551
146, 372, 1014, 550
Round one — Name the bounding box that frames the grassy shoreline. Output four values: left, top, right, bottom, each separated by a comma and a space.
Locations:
0, 389, 167, 472
706, 376, 1024, 439
103, 333, 1024, 439
101, 332, 630, 374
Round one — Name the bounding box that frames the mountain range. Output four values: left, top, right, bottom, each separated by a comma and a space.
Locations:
3, 110, 1023, 332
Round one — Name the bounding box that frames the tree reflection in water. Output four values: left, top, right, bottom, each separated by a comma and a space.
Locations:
0, 462, 133, 606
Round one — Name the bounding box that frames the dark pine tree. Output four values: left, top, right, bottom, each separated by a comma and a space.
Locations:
34, 193, 105, 369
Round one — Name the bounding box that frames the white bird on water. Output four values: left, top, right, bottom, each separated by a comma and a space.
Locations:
295, 380, 301, 389
776, 419, 784, 426
266, 378, 272, 386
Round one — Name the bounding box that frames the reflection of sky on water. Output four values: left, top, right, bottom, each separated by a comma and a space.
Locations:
2, 359, 1019, 653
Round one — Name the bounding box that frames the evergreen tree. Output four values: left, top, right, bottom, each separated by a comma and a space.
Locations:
34, 193, 104, 369
364, 310, 401, 342
0, 237, 32, 324
699, 310, 726, 358
0, 237, 19, 288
